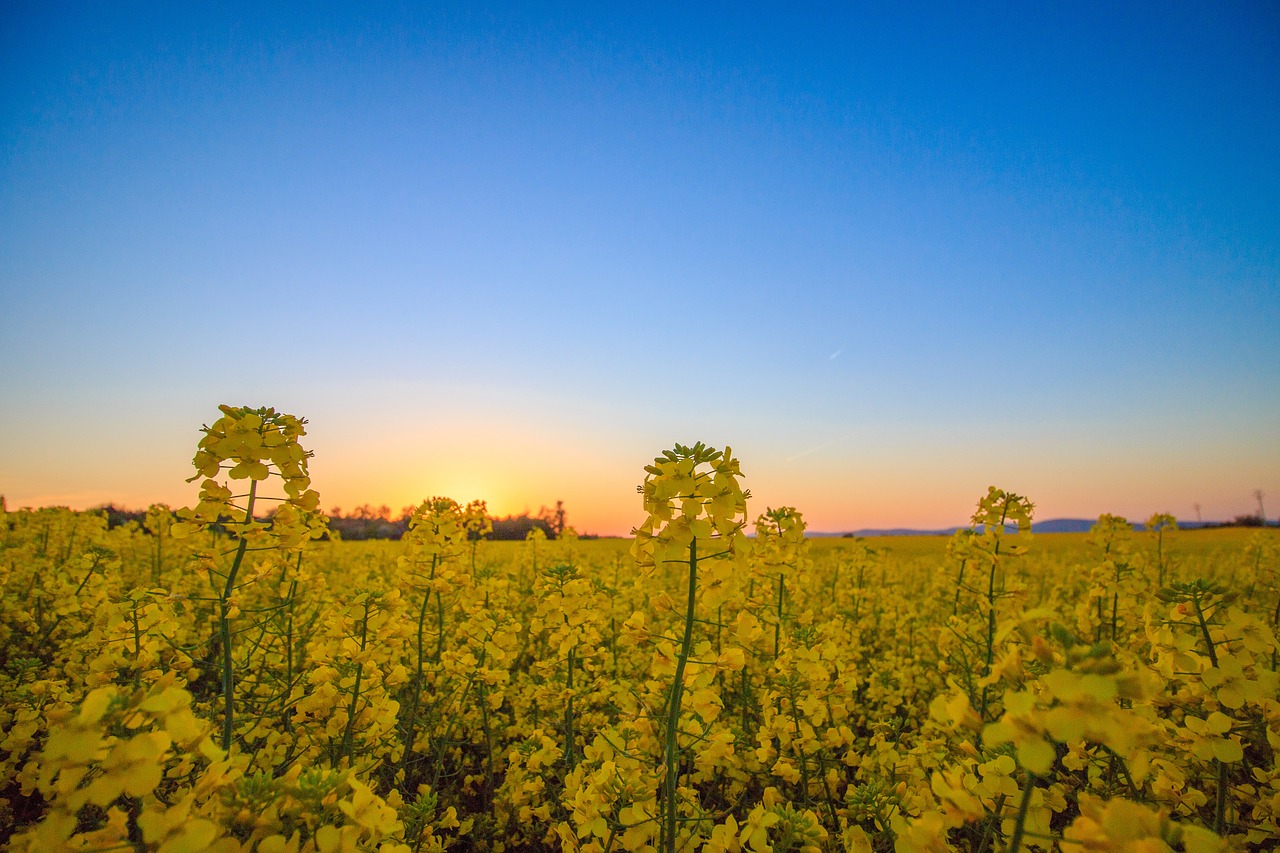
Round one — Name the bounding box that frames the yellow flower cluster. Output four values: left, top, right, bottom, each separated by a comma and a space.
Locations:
632, 442, 749, 571
173, 405, 324, 546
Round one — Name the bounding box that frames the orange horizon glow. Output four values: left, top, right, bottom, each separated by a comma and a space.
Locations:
2, 397, 1275, 539
4, 461, 1271, 539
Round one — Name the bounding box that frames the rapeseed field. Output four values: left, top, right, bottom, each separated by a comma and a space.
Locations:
2, 407, 1276, 851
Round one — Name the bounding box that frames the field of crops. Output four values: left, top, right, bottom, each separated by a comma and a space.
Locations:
1, 407, 1277, 852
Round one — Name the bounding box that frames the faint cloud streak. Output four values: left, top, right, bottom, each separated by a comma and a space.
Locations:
784, 437, 844, 463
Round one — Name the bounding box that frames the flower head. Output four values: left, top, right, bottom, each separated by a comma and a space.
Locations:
631, 442, 749, 571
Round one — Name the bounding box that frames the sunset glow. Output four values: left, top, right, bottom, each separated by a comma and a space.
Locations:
2, 4, 1277, 534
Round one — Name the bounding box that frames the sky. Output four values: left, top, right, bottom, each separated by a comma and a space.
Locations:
2, 2, 1278, 536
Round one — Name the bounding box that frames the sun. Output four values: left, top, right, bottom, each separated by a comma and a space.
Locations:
379, 472, 520, 520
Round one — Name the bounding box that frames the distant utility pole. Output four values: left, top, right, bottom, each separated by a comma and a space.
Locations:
1256, 490, 1267, 523
1193, 503, 1202, 524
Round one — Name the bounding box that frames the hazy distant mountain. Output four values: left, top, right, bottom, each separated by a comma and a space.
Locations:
808, 527, 959, 538
847, 527, 959, 537
813, 518, 1223, 537
1030, 518, 1096, 533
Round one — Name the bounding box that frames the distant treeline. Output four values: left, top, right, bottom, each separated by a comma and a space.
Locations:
82, 501, 1277, 540
325, 500, 586, 541
87, 501, 588, 540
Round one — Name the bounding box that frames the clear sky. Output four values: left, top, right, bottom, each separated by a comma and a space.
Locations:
2, 2, 1278, 535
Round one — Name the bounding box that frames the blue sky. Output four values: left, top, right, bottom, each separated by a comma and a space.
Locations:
2, 2, 1277, 534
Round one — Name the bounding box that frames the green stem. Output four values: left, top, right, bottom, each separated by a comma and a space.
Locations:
37, 559, 101, 646
974, 793, 1006, 853
978, 511, 1006, 725
434, 588, 445, 662
979, 561, 999, 722
429, 673, 477, 790
1214, 758, 1228, 835
220, 480, 258, 752
774, 572, 785, 659
1007, 774, 1037, 853
1191, 596, 1220, 667
282, 561, 298, 733
400, 555, 439, 784
477, 650, 496, 815
787, 679, 811, 804
61, 522, 78, 568
664, 539, 698, 853
1270, 590, 1280, 672
853, 564, 864, 620
154, 529, 163, 585
952, 558, 967, 616
565, 646, 576, 770
338, 598, 371, 766
37, 517, 51, 558
1156, 529, 1164, 587
131, 600, 142, 690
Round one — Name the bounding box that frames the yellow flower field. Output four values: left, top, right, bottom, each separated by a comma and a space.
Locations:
1, 408, 1277, 852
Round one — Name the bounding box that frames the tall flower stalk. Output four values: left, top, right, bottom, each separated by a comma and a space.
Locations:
753, 506, 810, 659
171, 405, 325, 752
632, 442, 749, 853
968, 487, 1034, 725
397, 497, 467, 788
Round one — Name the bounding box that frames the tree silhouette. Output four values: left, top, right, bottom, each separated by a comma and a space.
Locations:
537, 500, 567, 536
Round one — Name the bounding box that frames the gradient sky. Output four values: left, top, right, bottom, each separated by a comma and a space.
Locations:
2, 2, 1278, 535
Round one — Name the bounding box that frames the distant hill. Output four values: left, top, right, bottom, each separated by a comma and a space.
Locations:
808, 527, 958, 538
812, 518, 1226, 537
1030, 518, 1096, 533
814, 527, 958, 537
